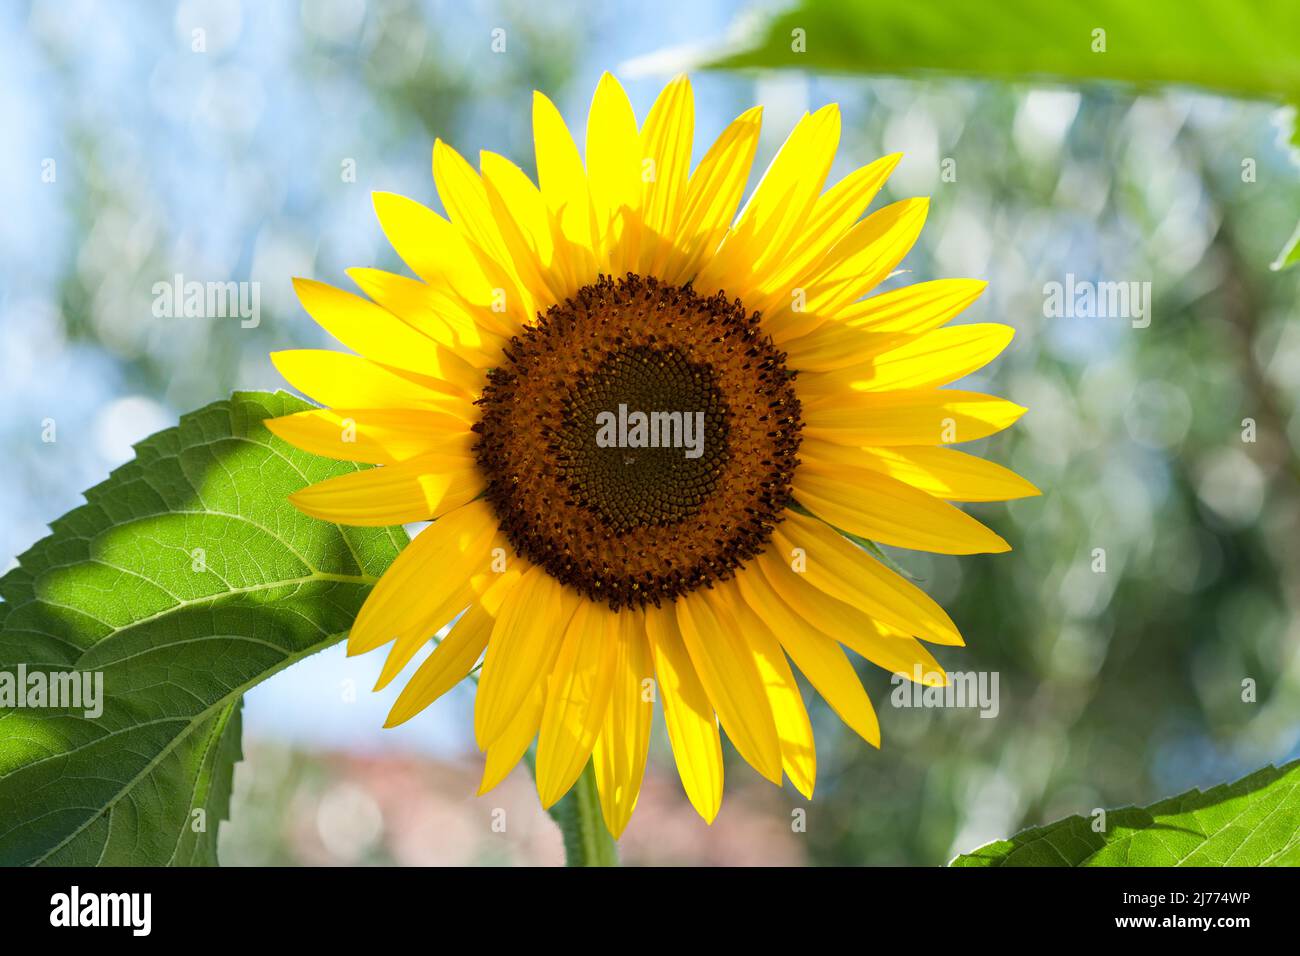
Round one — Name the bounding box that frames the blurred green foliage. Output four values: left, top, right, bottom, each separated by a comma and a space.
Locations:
707, 0, 1300, 270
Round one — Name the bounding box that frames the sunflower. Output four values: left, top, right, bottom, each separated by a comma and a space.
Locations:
267, 73, 1036, 837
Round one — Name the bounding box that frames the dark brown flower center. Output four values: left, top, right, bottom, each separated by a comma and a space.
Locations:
473, 274, 802, 609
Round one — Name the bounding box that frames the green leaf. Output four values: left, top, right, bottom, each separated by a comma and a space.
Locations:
701, 0, 1300, 268
0, 391, 407, 866
708, 0, 1300, 99
950, 760, 1300, 866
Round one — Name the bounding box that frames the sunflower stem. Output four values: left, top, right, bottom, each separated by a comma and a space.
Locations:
546, 759, 619, 867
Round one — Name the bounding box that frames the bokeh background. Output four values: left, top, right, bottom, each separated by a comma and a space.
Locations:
3, 0, 1298, 865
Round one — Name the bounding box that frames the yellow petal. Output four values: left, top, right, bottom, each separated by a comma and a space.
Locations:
645, 605, 723, 824
349, 500, 498, 655
433, 141, 515, 276
586, 72, 643, 274
794, 464, 1010, 555
771, 509, 963, 646
592, 610, 655, 837
346, 267, 502, 361
811, 196, 929, 303
265, 406, 473, 465
475, 566, 578, 747
734, 568, 880, 746
757, 550, 950, 683
384, 602, 494, 727
432, 140, 536, 321
698, 105, 840, 300
710, 583, 816, 798
270, 350, 473, 421
478, 683, 544, 795
374, 562, 521, 692
676, 592, 783, 785
797, 324, 1015, 397
734, 104, 840, 228
480, 151, 571, 307
288, 455, 481, 527
802, 388, 1027, 447
841, 278, 987, 334
782, 326, 911, 373
845, 444, 1042, 502
371, 191, 519, 338
535, 601, 620, 808
745, 153, 902, 317
532, 91, 599, 282
851, 622, 952, 688
767, 198, 930, 343
371, 190, 459, 286
292, 277, 483, 395
660, 106, 762, 285
637, 74, 694, 276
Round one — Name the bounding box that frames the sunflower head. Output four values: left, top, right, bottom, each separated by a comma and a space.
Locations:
268, 73, 1037, 837
474, 272, 803, 610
